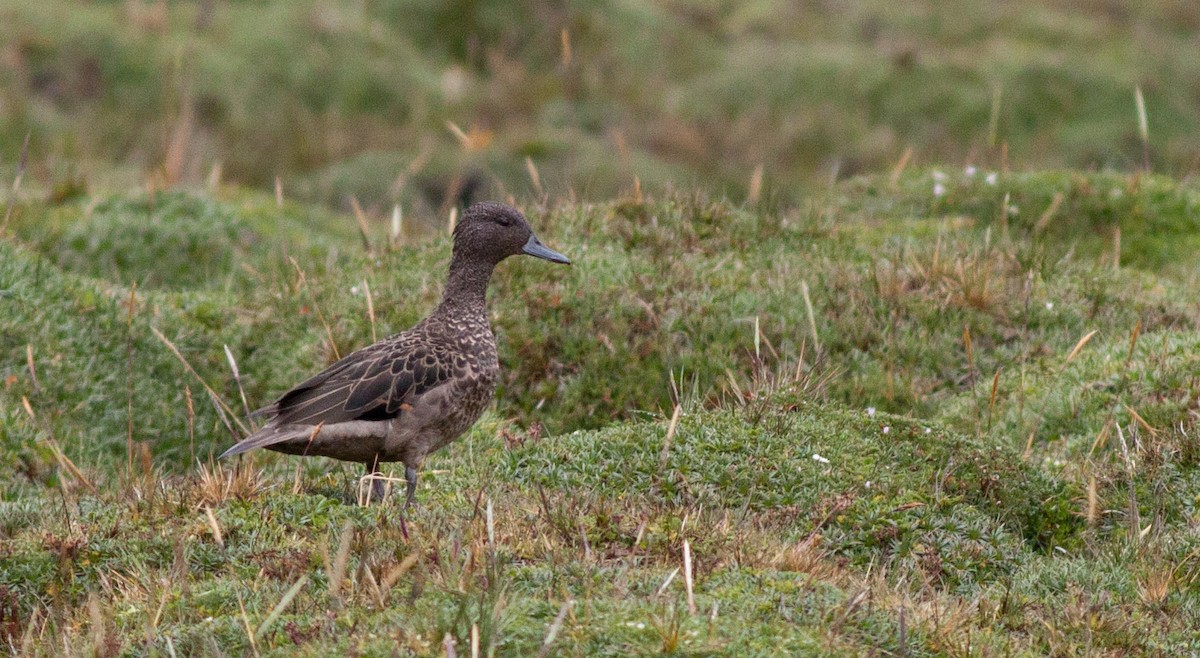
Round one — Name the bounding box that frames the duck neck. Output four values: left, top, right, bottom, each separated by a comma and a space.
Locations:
434, 256, 495, 320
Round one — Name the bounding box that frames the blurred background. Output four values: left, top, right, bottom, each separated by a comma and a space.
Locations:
2, 0, 1197, 219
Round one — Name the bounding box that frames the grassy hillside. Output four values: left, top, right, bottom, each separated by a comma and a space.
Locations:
3, 0, 1200, 211
6, 1, 1200, 654
4, 171, 1200, 654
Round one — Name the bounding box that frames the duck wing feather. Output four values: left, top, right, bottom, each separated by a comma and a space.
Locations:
267, 333, 455, 424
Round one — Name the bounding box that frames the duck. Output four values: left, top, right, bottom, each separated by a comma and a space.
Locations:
220, 201, 570, 506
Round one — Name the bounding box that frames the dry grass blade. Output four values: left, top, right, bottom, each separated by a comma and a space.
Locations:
724, 368, 745, 402
655, 567, 680, 597
196, 458, 264, 504
801, 281, 820, 352
330, 520, 355, 604
207, 161, 223, 189
997, 192, 1011, 234
288, 257, 341, 360
185, 384, 196, 463
349, 196, 373, 252
753, 315, 761, 361
203, 506, 224, 548
446, 120, 470, 148
747, 164, 764, 203
362, 278, 377, 342
1, 132, 29, 234
254, 575, 308, 641
658, 405, 683, 469
356, 470, 404, 506
236, 591, 259, 657
381, 552, 421, 593
1065, 330, 1098, 364
486, 497, 495, 552
1126, 405, 1158, 437
1126, 319, 1142, 367
525, 156, 544, 198
1113, 226, 1121, 272
391, 204, 403, 245
1136, 85, 1151, 171
987, 368, 1001, 430
162, 90, 194, 185
1116, 424, 1141, 546
361, 562, 386, 609
536, 599, 574, 658
683, 539, 697, 615
151, 581, 172, 632
889, 147, 913, 186
87, 594, 104, 652
1087, 474, 1098, 526
1034, 192, 1064, 233
988, 83, 1003, 147
224, 344, 251, 420
150, 326, 248, 433
25, 344, 39, 393
21, 396, 97, 494
125, 284, 137, 476
963, 325, 975, 383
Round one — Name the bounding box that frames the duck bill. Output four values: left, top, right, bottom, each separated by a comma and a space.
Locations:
522, 235, 571, 264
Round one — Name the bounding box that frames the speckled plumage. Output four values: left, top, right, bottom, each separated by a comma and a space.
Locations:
220, 201, 570, 505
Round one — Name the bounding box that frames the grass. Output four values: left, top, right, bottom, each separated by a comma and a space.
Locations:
5, 170, 1200, 654
6, 0, 1200, 211
6, 2, 1200, 652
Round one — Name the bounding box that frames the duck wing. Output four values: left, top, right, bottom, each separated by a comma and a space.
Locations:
249, 331, 455, 426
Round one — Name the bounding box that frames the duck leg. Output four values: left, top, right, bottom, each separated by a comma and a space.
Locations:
365, 456, 387, 503
404, 465, 419, 508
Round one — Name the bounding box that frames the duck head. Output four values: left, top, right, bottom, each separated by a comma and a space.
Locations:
452, 202, 571, 266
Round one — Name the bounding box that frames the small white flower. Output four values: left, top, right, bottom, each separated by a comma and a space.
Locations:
882, 426, 890, 434
1045, 302, 1054, 310
932, 170, 947, 182
812, 453, 830, 464
924, 428, 932, 434
350, 285, 360, 295
985, 172, 998, 185
933, 183, 946, 197
1008, 205, 1019, 215
865, 480, 872, 488
867, 407, 876, 417
964, 165, 977, 177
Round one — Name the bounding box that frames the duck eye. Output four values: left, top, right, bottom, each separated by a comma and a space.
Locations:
495, 215, 513, 227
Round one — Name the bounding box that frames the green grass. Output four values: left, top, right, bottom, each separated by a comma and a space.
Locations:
5, 171, 1200, 654
6, 2, 1200, 653
4, 0, 1200, 210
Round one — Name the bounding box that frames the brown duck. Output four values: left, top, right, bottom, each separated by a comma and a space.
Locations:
220, 201, 570, 505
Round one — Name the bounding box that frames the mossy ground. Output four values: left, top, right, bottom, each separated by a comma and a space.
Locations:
4, 170, 1200, 655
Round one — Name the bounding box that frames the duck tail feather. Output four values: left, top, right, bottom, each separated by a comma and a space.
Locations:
219, 424, 314, 458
